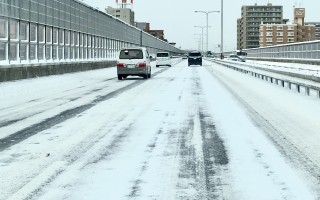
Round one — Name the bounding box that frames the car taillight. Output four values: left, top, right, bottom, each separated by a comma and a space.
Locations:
138, 62, 147, 67
117, 63, 125, 68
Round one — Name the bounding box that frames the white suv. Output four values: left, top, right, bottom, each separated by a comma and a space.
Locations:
156, 52, 172, 67
117, 47, 152, 80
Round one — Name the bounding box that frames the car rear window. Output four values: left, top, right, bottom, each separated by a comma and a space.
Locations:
157, 53, 169, 57
119, 49, 143, 59
189, 52, 201, 56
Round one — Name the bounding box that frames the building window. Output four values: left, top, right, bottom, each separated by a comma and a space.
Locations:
266, 38, 273, 42
277, 38, 283, 42
266, 32, 273, 36
277, 26, 283, 30
288, 38, 295, 42
266, 26, 272, 30
277, 32, 283, 36
288, 26, 294, 30
0, 18, 7, 39
288, 32, 294, 36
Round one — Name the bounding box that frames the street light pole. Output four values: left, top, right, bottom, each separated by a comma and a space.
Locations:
221, 0, 224, 53
195, 10, 220, 53
194, 26, 210, 53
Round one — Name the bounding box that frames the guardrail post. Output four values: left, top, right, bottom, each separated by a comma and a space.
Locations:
297, 85, 300, 93
270, 77, 273, 83
305, 87, 310, 96
317, 90, 320, 99
281, 80, 285, 87
288, 82, 291, 89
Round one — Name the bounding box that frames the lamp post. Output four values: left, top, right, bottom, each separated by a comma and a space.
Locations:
194, 34, 202, 51
221, 0, 224, 53
194, 26, 210, 53
195, 10, 220, 53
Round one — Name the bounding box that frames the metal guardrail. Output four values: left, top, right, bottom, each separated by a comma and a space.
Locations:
210, 59, 320, 99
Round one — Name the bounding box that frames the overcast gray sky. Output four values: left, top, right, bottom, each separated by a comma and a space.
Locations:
81, 0, 318, 51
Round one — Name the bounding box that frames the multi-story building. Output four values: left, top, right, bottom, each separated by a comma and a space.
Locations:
135, 22, 150, 32
148, 30, 166, 41
135, 22, 167, 42
305, 22, 320, 40
237, 3, 283, 50
106, 6, 135, 26
259, 8, 316, 47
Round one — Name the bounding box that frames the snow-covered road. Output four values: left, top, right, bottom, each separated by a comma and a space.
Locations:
0, 59, 320, 200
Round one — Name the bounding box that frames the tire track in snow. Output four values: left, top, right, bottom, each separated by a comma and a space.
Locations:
175, 67, 229, 199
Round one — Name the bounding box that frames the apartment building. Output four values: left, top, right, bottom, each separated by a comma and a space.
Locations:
237, 3, 283, 50
106, 6, 135, 26
259, 8, 316, 47
305, 22, 320, 40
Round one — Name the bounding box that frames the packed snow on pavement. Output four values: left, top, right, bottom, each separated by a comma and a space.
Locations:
0, 59, 320, 200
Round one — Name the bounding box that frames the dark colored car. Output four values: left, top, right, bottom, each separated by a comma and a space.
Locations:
188, 52, 202, 66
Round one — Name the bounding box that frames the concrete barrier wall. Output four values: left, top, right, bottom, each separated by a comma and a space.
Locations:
0, 61, 116, 82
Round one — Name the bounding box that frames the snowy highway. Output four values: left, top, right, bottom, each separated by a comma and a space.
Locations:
1, 59, 320, 200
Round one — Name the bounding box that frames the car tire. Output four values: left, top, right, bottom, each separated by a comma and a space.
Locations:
168, 65, 171, 67
117, 75, 122, 80
156, 65, 159, 67
148, 73, 151, 78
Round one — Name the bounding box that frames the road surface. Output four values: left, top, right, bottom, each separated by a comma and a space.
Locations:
0, 59, 320, 200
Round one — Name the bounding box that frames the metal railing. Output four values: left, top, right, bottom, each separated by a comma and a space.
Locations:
211, 59, 320, 99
